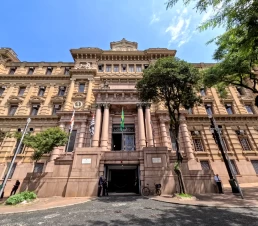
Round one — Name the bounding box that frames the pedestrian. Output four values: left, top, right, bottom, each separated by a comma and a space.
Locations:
214, 174, 223, 194
102, 178, 108, 196
10, 180, 20, 196
98, 176, 103, 197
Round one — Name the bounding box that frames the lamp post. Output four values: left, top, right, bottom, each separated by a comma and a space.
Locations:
0, 118, 31, 198
209, 115, 244, 198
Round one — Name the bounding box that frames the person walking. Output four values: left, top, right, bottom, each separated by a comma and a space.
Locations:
10, 180, 20, 196
102, 178, 108, 196
98, 176, 103, 197
214, 174, 223, 194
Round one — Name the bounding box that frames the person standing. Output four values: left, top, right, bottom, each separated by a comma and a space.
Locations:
97, 176, 103, 197
102, 178, 108, 196
214, 174, 223, 194
10, 180, 20, 196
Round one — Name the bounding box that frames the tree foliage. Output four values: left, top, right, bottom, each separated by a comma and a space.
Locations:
15, 127, 68, 162
136, 57, 202, 193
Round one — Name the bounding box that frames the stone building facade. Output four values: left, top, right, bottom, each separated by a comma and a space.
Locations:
0, 39, 258, 197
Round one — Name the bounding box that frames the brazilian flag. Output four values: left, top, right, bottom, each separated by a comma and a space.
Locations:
120, 108, 125, 131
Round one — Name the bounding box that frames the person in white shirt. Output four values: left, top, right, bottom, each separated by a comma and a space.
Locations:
214, 174, 223, 193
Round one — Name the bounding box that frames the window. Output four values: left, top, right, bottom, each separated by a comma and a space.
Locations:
122, 64, 127, 72
14, 138, 25, 154
251, 160, 258, 174
236, 87, 244, 96
3, 163, 17, 179
31, 105, 40, 116
98, 64, 103, 72
239, 137, 252, 151
187, 108, 193, 115
78, 83, 85, 93
144, 64, 149, 69
18, 87, 26, 96
193, 138, 204, 152
200, 88, 206, 96
245, 105, 254, 114
64, 67, 70, 75
113, 65, 119, 72
222, 137, 229, 152
225, 104, 234, 114
205, 104, 213, 115
9, 105, 18, 116
33, 163, 44, 173
9, 67, 16, 75
106, 65, 111, 72
0, 87, 5, 96
58, 86, 66, 96
27, 67, 35, 75
67, 130, 77, 152
230, 160, 239, 175
46, 67, 53, 75
200, 161, 210, 170
169, 129, 177, 151
129, 65, 134, 72
136, 65, 142, 72
52, 104, 61, 115
38, 86, 46, 97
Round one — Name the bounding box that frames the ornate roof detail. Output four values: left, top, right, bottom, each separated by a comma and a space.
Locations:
110, 38, 138, 51
74, 62, 97, 70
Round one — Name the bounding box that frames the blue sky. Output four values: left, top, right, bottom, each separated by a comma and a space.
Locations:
0, 0, 224, 63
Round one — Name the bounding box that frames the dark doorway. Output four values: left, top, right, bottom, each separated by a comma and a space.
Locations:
109, 169, 136, 193
112, 134, 122, 151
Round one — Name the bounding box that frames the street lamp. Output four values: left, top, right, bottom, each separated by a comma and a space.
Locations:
208, 114, 244, 198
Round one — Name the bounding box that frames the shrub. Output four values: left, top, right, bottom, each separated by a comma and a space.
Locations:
6, 191, 37, 205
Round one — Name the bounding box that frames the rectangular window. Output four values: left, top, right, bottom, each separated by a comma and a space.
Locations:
33, 163, 44, 173
3, 163, 17, 179
67, 130, 77, 152
98, 64, 103, 72
222, 137, 229, 152
230, 160, 239, 175
144, 64, 149, 69
245, 105, 254, 114
200, 88, 206, 96
193, 138, 204, 152
251, 160, 258, 174
113, 65, 119, 72
9, 67, 16, 75
78, 83, 85, 93
0, 87, 5, 96
27, 67, 35, 75
225, 104, 234, 114
52, 104, 61, 115
106, 65, 111, 72
18, 87, 26, 96
129, 65, 134, 72
58, 86, 66, 96
238, 137, 252, 151
38, 86, 46, 97
205, 104, 213, 115
170, 129, 177, 151
122, 64, 127, 72
31, 105, 40, 116
14, 139, 25, 154
136, 65, 142, 72
200, 161, 210, 170
9, 105, 18, 116
64, 67, 70, 75
236, 87, 244, 95
46, 67, 53, 75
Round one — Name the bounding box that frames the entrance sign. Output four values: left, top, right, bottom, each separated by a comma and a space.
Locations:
82, 158, 91, 164
152, 158, 161, 163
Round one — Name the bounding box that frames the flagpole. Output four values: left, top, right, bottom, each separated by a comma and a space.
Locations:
65, 110, 75, 153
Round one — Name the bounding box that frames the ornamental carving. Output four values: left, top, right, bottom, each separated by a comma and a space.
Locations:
7, 95, 24, 104
29, 96, 45, 104
50, 95, 66, 104
72, 93, 86, 100
74, 62, 97, 70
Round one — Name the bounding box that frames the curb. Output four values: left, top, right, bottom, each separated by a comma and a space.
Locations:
150, 198, 258, 208
0, 199, 93, 215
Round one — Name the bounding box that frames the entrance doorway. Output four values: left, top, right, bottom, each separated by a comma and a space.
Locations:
105, 165, 139, 194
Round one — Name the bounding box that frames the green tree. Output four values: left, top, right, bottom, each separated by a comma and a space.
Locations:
15, 127, 68, 162
136, 57, 202, 194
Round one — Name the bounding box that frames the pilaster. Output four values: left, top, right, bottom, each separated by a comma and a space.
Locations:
64, 78, 76, 111
137, 103, 146, 149
92, 104, 102, 147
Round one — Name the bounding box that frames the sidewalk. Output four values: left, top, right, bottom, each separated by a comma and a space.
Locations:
151, 185, 258, 208
0, 196, 91, 214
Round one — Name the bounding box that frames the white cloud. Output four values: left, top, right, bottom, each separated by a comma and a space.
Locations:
150, 13, 160, 25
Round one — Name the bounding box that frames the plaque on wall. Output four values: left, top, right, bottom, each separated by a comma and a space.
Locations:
82, 158, 91, 164
152, 158, 162, 163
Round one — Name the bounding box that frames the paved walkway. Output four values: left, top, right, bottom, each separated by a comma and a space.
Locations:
152, 186, 258, 208
0, 196, 91, 214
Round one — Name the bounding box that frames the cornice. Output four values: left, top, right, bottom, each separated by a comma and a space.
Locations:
0, 75, 71, 81
0, 115, 60, 124
186, 114, 258, 122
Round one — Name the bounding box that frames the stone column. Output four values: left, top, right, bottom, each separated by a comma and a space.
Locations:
137, 104, 146, 149
179, 114, 194, 160
85, 78, 93, 109
92, 104, 102, 147
145, 104, 153, 147
160, 118, 168, 147
64, 78, 75, 110
100, 103, 110, 149
78, 122, 86, 148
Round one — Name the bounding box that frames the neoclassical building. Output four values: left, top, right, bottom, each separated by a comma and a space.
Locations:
0, 39, 258, 197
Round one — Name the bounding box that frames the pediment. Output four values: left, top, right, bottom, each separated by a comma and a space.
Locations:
50, 95, 65, 104
29, 95, 45, 104
72, 93, 86, 100
7, 95, 23, 104
110, 38, 138, 51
